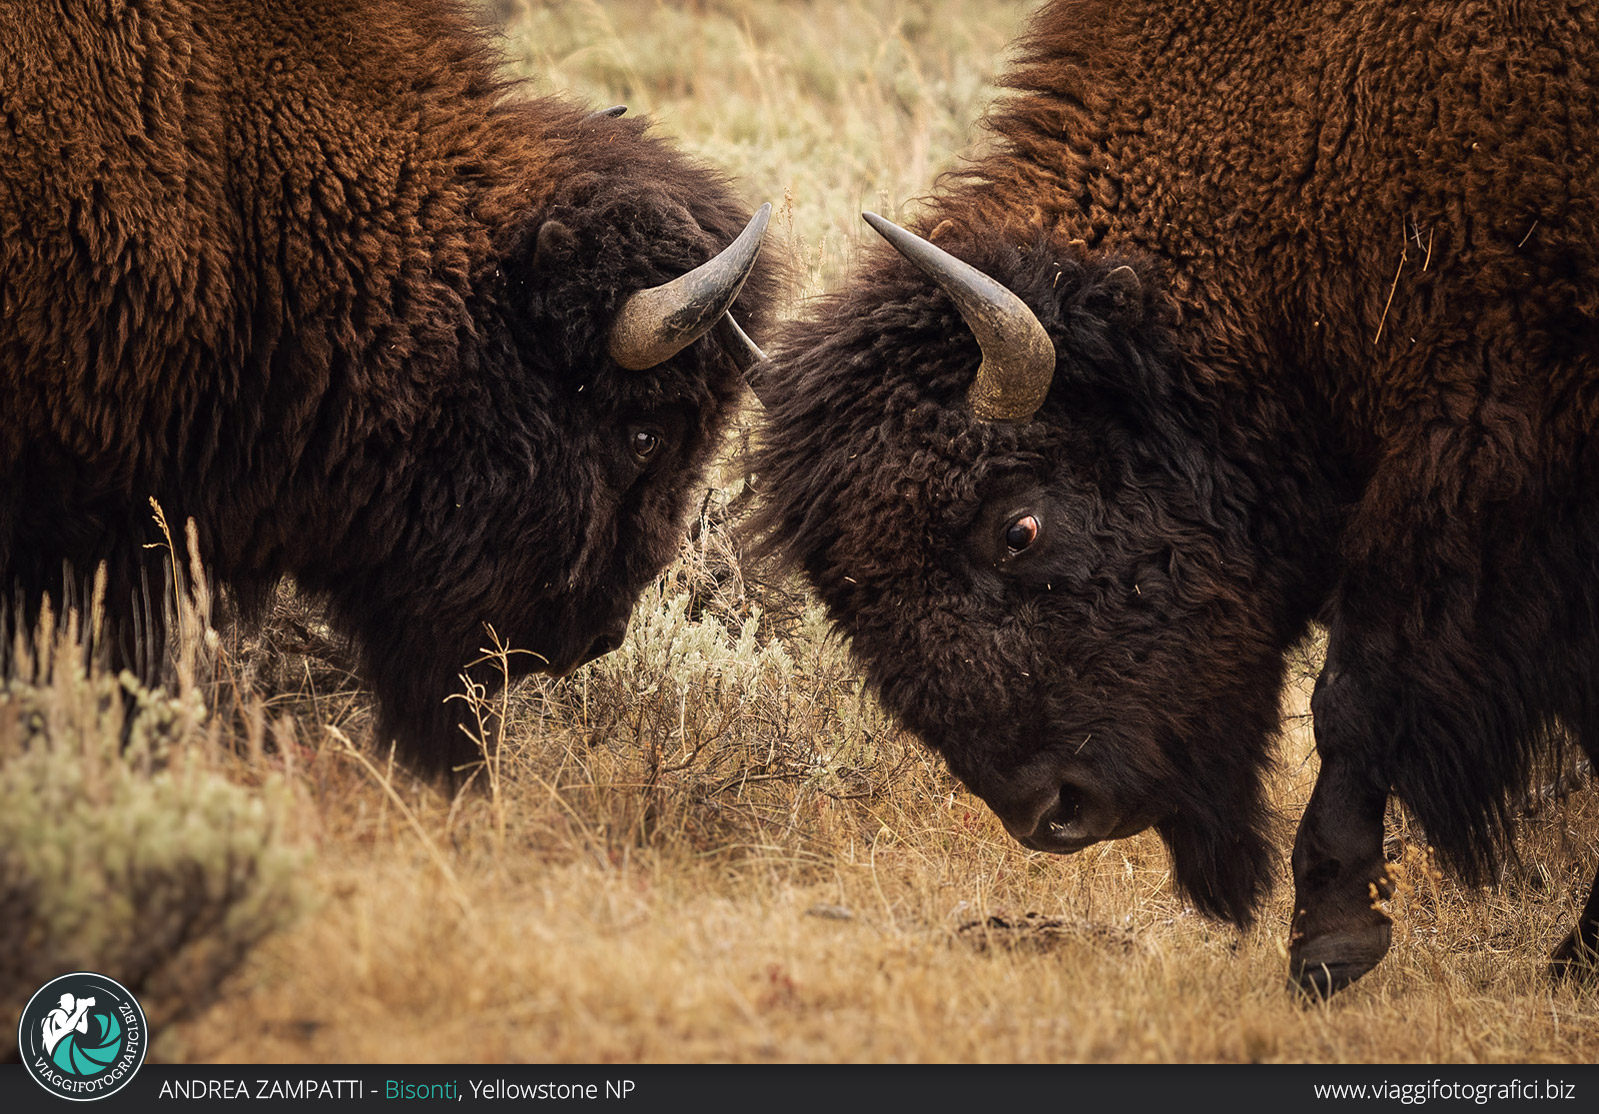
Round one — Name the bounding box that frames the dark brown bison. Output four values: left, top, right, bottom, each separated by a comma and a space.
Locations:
0, 0, 775, 773
752, 0, 1599, 994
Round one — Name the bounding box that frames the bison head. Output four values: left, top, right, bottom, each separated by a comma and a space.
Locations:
753, 214, 1334, 924
304, 113, 779, 776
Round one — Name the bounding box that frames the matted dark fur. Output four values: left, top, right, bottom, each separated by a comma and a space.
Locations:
0, 0, 776, 773
753, 0, 1599, 993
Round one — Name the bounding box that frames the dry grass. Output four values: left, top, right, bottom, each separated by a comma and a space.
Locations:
109, 503, 1599, 1063
160, 633, 1599, 1063
5, 0, 1599, 1065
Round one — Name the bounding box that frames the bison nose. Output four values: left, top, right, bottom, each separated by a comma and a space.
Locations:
578, 615, 630, 667
984, 776, 1105, 854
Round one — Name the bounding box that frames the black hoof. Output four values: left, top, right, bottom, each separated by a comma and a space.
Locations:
1549, 931, 1598, 985
1287, 919, 1389, 1001
1289, 957, 1373, 1001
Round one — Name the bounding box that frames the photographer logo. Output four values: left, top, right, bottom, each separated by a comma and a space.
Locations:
19, 973, 147, 1100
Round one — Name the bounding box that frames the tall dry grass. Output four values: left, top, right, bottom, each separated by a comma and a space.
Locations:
59, 502, 1592, 1064
3, 0, 1597, 1064
161, 509, 1599, 1061
1, 523, 307, 1057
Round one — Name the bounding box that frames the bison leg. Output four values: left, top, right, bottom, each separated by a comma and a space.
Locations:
1551, 720, 1599, 980
1550, 857, 1599, 981
1287, 659, 1393, 998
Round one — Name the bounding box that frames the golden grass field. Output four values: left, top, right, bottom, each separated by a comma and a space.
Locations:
4, 0, 1599, 1065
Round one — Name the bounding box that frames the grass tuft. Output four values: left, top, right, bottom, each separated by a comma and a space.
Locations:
0, 548, 306, 1059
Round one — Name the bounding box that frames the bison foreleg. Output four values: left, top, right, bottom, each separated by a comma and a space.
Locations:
1550, 857, 1599, 982
1287, 663, 1394, 998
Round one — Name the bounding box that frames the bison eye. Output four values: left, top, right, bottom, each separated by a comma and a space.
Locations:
1004, 513, 1041, 554
629, 428, 661, 462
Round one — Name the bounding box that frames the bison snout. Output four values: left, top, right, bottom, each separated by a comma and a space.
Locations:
982, 773, 1115, 854
577, 615, 631, 668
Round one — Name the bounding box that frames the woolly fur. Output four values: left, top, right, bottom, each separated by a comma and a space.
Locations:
754, 0, 1599, 926
0, 0, 778, 773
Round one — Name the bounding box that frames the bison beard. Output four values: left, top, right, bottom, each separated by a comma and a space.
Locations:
752, 0, 1599, 994
0, 0, 776, 774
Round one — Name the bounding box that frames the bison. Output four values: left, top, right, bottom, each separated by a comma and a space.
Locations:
751, 0, 1599, 994
0, 0, 775, 773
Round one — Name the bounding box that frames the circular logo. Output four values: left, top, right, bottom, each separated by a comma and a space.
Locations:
18, 973, 147, 1101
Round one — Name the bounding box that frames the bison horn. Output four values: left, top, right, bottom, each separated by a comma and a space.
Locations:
587, 104, 627, 121
608, 203, 771, 371
716, 312, 770, 405
861, 211, 1055, 422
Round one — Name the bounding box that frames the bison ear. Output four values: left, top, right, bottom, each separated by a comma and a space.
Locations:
534, 220, 579, 269
1092, 264, 1143, 327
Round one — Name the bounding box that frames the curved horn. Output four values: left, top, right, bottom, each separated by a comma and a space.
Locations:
608, 203, 772, 371
716, 312, 770, 406
715, 312, 766, 372
587, 104, 627, 121
861, 211, 1055, 422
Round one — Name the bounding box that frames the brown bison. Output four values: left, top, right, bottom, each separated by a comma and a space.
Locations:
0, 0, 774, 772
752, 0, 1599, 994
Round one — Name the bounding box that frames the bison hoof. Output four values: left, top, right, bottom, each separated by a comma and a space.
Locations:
1288, 921, 1391, 1001
1549, 930, 1598, 984
1289, 957, 1375, 1001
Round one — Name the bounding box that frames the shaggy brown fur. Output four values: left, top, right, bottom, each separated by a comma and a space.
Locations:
0, 0, 776, 773
754, 0, 1599, 994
